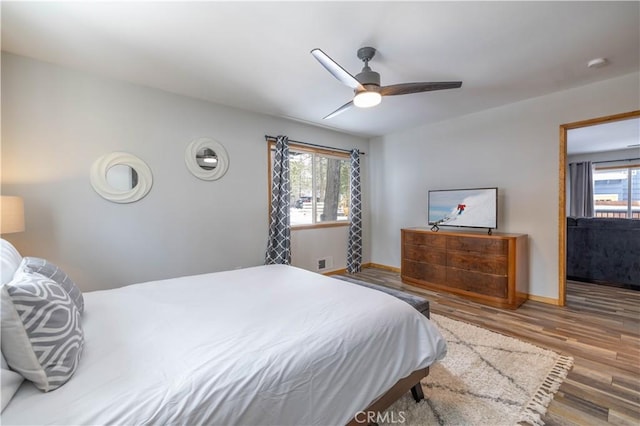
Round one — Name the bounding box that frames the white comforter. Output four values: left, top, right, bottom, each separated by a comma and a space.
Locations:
3, 265, 446, 425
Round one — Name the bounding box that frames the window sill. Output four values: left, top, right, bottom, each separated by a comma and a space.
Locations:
291, 222, 350, 231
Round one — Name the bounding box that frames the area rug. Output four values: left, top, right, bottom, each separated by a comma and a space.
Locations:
381, 314, 574, 426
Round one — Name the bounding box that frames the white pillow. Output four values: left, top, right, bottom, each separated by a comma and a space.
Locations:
1, 355, 23, 412
1, 239, 22, 286
1, 270, 84, 392
1, 239, 25, 408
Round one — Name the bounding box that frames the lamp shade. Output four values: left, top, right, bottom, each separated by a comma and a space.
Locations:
1, 196, 25, 234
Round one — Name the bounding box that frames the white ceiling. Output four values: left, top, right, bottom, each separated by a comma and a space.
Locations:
1, 1, 639, 138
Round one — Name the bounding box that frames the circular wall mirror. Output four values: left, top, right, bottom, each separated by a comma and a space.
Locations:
90, 152, 152, 203
106, 164, 138, 191
185, 137, 229, 180
196, 148, 218, 170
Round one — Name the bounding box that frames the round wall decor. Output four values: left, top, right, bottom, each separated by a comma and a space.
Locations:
90, 152, 153, 203
185, 137, 229, 181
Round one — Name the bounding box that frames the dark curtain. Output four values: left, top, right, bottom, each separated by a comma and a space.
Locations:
347, 149, 362, 274
569, 161, 594, 217
265, 136, 291, 264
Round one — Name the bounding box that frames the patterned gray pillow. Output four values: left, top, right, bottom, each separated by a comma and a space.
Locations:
0, 271, 84, 392
19, 257, 84, 314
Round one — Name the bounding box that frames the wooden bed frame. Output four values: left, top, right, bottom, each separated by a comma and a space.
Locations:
347, 367, 428, 425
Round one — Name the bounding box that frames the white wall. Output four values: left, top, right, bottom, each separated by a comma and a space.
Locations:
1, 53, 369, 291
369, 72, 640, 300
291, 226, 349, 272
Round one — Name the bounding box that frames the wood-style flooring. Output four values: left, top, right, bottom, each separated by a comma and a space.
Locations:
339, 268, 640, 426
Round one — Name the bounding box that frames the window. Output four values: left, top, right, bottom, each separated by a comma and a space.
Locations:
593, 165, 640, 219
269, 142, 350, 227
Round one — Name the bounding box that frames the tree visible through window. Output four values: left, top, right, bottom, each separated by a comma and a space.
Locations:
593, 165, 640, 219
270, 143, 350, 227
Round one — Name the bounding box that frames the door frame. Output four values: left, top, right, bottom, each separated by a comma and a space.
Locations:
558, 109, 640, 306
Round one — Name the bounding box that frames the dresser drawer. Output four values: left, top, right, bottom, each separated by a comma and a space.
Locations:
403, 231, 446, 249
402, 259, 446, 284
447, 251, 507, 275
446, 268, 508, 298
404, 244, 447, 265
447, 236, 507, 255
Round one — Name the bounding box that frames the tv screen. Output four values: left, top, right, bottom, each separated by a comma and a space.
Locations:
428, 187, 498, 229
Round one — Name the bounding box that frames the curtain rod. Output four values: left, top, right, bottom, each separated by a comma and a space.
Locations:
264, 135, 365, 155
593, 157, 639, 164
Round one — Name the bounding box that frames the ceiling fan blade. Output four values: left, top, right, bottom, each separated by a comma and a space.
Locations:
311, 48, 365, 92
380, 81, 462, 96
323, 100, 354, 120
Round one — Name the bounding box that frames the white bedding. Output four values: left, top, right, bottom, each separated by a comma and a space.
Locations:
3, 265, 446, 425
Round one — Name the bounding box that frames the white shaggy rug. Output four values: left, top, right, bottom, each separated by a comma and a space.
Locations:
382, 314, 573, 426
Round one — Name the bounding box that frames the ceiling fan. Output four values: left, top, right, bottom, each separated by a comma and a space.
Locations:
311, 47, 462, 120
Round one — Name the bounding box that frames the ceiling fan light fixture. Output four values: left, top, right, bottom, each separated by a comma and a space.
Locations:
311, 46, 462, 119
353, 91, 382, 108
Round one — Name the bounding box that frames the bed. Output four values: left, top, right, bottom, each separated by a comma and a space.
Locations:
1, 240, 447, 425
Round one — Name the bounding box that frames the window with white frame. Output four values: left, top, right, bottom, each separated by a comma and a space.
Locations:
593, 165, 640, 219
269, 142, 350, 227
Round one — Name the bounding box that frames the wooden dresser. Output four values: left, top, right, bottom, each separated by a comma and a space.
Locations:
401, 228, 528, 309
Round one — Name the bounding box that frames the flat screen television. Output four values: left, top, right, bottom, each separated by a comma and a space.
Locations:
428, 187, 498, 230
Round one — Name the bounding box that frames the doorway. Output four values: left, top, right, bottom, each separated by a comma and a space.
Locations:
558, 110, 640, 305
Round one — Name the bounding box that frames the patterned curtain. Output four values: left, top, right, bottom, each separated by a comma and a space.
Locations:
347, 149, 362, 274
265, 136, 291, 264
569, 161, 594, 217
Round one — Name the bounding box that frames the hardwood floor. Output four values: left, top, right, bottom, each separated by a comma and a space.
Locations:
340, 268, 640, 426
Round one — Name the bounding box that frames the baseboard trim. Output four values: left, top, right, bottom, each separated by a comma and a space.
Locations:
366, 263, 401, 273
525, 293, 561, 306
322, 263, 401, 276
